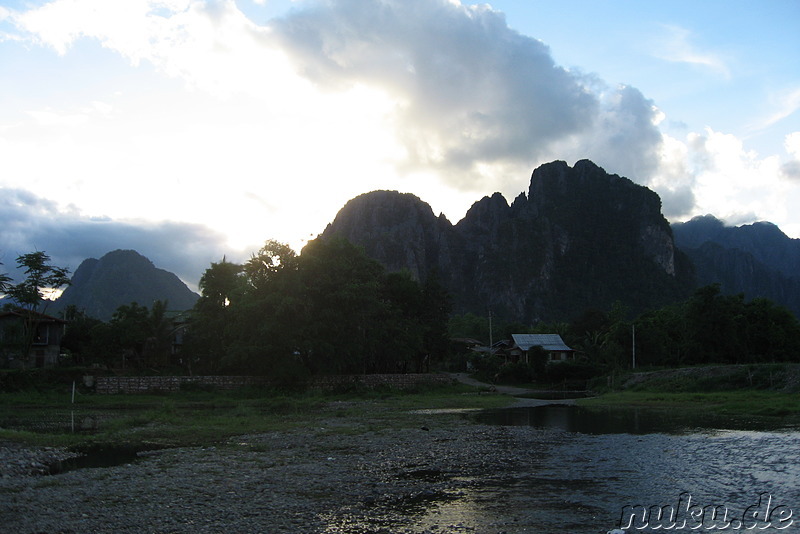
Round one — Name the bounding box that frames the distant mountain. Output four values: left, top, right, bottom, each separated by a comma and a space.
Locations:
51, 249, 199, 320
672, 215, 800, 316
322, 159, 695, 323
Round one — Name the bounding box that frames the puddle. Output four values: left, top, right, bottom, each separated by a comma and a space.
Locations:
514, 390, 593, 400
409, 408, 481, 415
472, 404, 799, 434
47, 446, 141, 475
0, 410, 107, 434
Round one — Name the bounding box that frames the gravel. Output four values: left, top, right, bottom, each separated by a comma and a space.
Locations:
0, 417, 561, 534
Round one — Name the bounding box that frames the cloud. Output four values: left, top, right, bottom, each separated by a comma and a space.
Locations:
654, 25, 730, 78
0, 187, 240, 289
751, 87, 800, 132
7, 0, 671, 200
6, 0, 797, 242
782, 131, 800, 181
663, 128, 790, 227
269, 0, 669, 190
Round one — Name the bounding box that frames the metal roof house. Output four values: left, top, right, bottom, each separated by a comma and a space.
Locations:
510, 333, 576, 363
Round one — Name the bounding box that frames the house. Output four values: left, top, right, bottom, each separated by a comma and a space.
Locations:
0, 310, 67, 368
510, 333, 576, 364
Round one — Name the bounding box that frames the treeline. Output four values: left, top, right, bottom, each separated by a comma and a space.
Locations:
451, 283, 800, 376
7, 245, 799, 382
182, 238, 450, 381
4, 241, 450, 378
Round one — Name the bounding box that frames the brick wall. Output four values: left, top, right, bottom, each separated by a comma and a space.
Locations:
94, 373, 454, 394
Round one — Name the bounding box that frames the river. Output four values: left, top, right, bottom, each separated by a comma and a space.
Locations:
1, 403, 797, 533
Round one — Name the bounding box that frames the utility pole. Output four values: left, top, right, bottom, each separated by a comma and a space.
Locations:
632, 323, 636, 370
488, 309, 493, 348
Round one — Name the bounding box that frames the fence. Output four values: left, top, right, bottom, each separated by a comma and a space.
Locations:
94, 373, 454, 394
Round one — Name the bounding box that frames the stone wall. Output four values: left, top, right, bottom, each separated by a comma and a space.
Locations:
94, 373, 454, 394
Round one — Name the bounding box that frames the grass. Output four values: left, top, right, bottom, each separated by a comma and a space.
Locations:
578, 389, 800, 420
0, 383, 513, 451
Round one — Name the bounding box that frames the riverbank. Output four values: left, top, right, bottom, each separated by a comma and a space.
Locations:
0, 388, 595, 533
577, 364, 800, 421
2, 381, 799, 533
3, 394, 798, 534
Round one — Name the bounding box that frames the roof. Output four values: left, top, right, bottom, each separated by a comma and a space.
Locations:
511, 333, 573, 352
0, 310, 67, 323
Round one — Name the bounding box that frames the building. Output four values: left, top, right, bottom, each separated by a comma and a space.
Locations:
510, 333, 576, 364
0, 310, 67, 368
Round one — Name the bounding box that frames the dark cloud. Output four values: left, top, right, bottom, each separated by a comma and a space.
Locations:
658, 186, 696, 221
0, 187, 238, 289
567, 85, 664, 184
270, 0, 664, 189
780, 160, 800, 181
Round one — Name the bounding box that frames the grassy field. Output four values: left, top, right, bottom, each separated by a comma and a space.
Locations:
578, 389, 800, 419
0, 384, 513, 451
3, 365, 799, 453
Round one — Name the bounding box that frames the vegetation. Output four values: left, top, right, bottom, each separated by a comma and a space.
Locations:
182, 238, 451, 379
0, 252, 71, 367
448, 284, 800, 387
0, 383, 511, 450
0, 252, 71, 314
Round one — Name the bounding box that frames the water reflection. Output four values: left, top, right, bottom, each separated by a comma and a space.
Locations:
0, 409, 103, 434
322, 406, 800, 533
473, 404, 799, 434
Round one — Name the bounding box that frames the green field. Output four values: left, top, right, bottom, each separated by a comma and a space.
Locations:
0, 384, 512, 451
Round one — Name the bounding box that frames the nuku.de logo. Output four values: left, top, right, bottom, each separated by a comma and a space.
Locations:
616, 492, 794, 530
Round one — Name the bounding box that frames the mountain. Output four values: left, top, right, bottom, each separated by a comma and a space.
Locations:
672, 215, 800, 316
322, 159, 695, 323
51, 249, 199, 320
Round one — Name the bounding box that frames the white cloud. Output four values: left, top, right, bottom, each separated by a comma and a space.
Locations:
660, 127, 790, 228
749, 87, 800, 133
654, 25, 730, 78
781, 131, 800, 181
268, 0, 674, 194
4, 0, 800, 255
784, 131, 800, 157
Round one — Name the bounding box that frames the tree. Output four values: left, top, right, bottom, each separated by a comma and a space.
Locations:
60, 305, 103, 365
294, 237, 386, 375
4, 252, 71, 313
244, 240, 298, 293
0, 262, 11, 295
419, 270, 452, 371
108, 302, 151, 368
1, 252, 70, 367
184, 258, 245, 374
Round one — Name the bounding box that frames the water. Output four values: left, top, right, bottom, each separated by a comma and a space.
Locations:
0, 409, 106, 433
3, 404, 797, 532
473, 404, 799, 434
47, 445, 140, 475
465, 406, 800, 532
329, 406, 800, 533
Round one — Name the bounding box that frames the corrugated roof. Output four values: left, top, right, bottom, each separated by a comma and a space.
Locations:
511, 333, 573, 352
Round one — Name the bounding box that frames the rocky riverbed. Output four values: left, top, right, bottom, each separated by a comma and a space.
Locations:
4, 404, 798, 534
0, 413, 604, 534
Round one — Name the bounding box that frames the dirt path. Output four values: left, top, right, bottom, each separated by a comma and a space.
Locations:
447, 373, 578, 406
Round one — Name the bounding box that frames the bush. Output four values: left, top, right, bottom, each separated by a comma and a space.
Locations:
469, 354, 504, 382
0, 367, 93, 393
544, 361, 605, 383
495, 362, 534, 384
179, 381, 217, 393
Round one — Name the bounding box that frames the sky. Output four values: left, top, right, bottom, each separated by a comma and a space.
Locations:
1, 0, 799, 291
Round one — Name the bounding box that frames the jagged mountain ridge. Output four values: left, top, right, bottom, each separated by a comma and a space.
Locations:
672, 215, 800, 316
323, 159, 695, 323
52, 249, 199, 320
